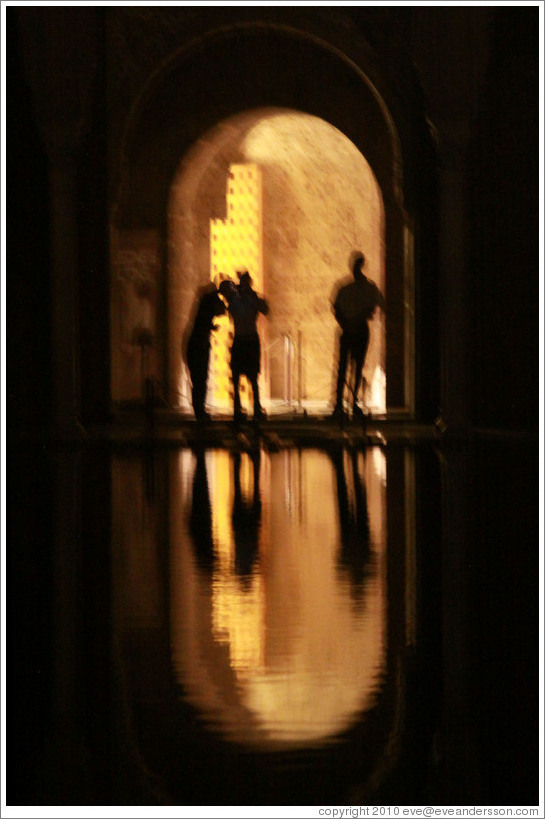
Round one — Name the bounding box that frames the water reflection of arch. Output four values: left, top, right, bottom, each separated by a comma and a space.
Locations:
169, 445, 415, 782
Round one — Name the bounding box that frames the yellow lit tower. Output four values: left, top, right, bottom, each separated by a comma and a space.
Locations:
209, 163, 266, 412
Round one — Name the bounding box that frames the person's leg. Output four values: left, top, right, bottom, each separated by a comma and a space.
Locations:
195, 381, 209, 419
352, 328, 369, 414
231, 338, 245, 420
233, 368, 242, 417
188, 362, 204, 418
194, 349, 211, 419
244, 335, 264, 419
251, 376, 266, 419
352, 348, 365, 405
192, 378, 203, 417
335, 334, 349, 410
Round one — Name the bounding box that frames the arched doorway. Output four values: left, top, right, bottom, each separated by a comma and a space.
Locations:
169, 108, 386, 416
111, 24, 429, 417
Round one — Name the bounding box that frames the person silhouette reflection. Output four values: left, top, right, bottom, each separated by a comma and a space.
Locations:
231, 449, 262, 583
183, 283, 226, 421
220, 271, 269, 423
329, 445, 372, 598
189, 448, 215, 574
332, 252, 385, 419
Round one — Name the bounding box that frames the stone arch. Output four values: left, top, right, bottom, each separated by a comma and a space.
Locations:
111, 22, 436, 415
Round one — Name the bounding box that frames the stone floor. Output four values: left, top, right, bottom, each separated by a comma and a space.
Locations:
90, 405, 441, 450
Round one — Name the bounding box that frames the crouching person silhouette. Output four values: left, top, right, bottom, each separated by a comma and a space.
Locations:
184, 282, 226, 421
332, 252, 385, 419
220, 271, 269, 423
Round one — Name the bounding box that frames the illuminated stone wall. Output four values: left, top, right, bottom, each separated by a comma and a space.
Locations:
246, 114, 385, 411
111, 229, 161, 402
169, 108, 385, 413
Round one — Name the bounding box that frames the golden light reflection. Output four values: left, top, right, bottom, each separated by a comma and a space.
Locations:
170, 448, 387, 749
209, 450, 265, 673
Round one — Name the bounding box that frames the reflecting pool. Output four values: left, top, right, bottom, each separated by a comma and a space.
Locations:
11, 435, 538, 806
110, 443, 422, 803
170, 448, 386, 748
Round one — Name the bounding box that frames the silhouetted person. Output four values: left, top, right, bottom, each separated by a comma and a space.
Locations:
329, 445, 372, 600
332, 252, 385, 418
221, 271, 269, 422
189, 448, 216, 574
184, 283, 225, 421
232, 449, 262, 582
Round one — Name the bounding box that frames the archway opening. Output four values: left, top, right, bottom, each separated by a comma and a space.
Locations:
169, 107, 386, 416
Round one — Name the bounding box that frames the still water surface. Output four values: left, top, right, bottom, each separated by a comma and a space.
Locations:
112, 445, 412, 800
170, 447, 386, 749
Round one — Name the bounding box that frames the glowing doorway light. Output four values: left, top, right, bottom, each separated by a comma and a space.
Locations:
369, 363, 386, 415
209, 164, 266, 411
169, 109, 388, 415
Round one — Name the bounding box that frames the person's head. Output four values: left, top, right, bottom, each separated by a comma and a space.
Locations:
237, 270, 252, 290
219, 279, 236, 300
351, 252, 365, 280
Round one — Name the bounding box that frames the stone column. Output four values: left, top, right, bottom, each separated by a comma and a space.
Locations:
18, 8, 99, 435
409, 6, 490, 431
409, 8, 492, 802
437, 127, 472, 429
47, 142, 85, 434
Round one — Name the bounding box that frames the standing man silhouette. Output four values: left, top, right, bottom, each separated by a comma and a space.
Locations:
332, 252, 385, 418
184, 283, 226, 421
221, 270, 269, 422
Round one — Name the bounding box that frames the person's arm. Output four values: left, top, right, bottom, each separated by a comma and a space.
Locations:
332, 294, 344, 328
257, 296, 269, 316
333, 303, 341, 322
